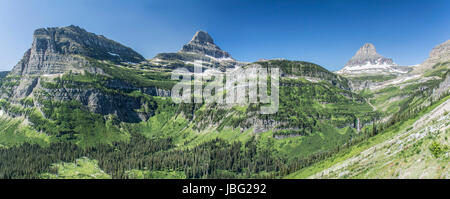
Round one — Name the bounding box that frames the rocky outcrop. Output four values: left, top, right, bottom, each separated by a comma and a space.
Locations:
414, 40, 450, 74
347, 79, 380, 91
432, 74, 450, 100
150, 30, 244, 70
6, 25, 147, 101
337, 43, 410, 75
346, 43, 394, 67
104, 79, 171, 97
11, 25, 145, 76
180, 31, 232, 59
38, 87, 149, 123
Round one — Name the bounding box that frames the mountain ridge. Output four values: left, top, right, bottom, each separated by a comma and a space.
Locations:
11, 25, 145, 77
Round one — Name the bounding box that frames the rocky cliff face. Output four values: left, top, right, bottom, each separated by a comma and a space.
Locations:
150, 30, 244, 70
11, 25, 145, 76
346, 43, 394, 66
0, 26, 168, 123
180, 31, 232, 59
337, 43, 410, 75
6, 25, 148, 99
414, 40, 450, 73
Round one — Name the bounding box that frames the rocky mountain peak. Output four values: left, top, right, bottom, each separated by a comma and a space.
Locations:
190, 30, 215, 45
11, 25, 145, 76
336, 43, 405, 75
354, 43, 378, 57
413, 40, 450, 73
428, 40, 450, 61
345, 43, 394, 67
180, 30, 232, 59
32, 25, 144, 62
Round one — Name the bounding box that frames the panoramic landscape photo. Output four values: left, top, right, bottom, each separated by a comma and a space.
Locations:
0, 0, 448, 179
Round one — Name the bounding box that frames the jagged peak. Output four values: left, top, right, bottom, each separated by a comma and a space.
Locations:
355, 43, 378, 56
190, 30, 215, 45
180, 30, 231, 59
336, 43, 402, 75
344, 43, 394, 67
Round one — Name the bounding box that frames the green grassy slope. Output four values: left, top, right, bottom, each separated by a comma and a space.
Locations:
285, 66, 450, 179
40, 157, 111, 179
286, 95, 450, 179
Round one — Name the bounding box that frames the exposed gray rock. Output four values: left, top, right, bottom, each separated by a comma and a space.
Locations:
414, 40, 450, 73
11, 25, 145, 76
38, 87, 150, 123
0, 25, 168, 123
150, 30, 245, 70
141, 87, 171, 97
104, 79, 171, 97
337, 43, 409, 75
432, 74, 450, 100
346, 43, 394, 67
348, 79, 380, 91
180, 31, 231, 59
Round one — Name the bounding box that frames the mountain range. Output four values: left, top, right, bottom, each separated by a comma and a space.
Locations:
0, 25, 448, 179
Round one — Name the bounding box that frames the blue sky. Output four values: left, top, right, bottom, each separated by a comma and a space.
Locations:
0, 0, 449, 71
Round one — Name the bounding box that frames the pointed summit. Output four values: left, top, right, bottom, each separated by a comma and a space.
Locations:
346, 43, 393, 67
190, 30, 215, 44
152, 30, 242, 70
337, 43, 412, 75
354, 43, 379, 57
180, 30, 232, 59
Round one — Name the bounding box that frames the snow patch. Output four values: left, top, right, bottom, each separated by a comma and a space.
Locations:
108, 52, 120, 57
205, 55, 235, 62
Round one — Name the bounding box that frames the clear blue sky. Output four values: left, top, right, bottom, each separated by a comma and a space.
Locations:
0, 0, 449, 71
